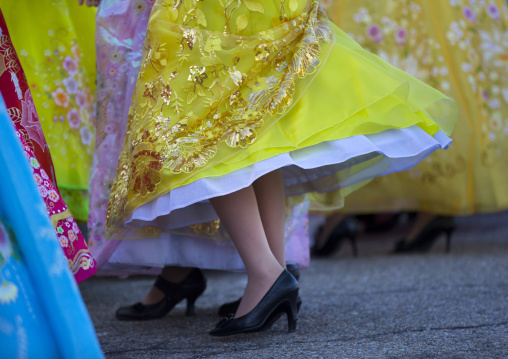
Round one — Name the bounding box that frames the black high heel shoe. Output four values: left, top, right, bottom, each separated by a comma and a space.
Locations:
392, 216, 455, 254
115, 268, 207, 321
217, 264, 301, 317
209, 270, 299, 336
312, 216, 359, 257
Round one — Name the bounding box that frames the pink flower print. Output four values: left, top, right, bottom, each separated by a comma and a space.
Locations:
65, 221, 71, 228
38, 186, 48, 198
119, 63, 128, 73
43, 180, 51, 188
20, 90, 46, 151
71, 45, 80, 60
109, 50, 122, 63
366, 24, 383, 43
47, 190, 60, 202
63, 55, 78, 76
487, 4, 500, 21
72, 222, 79, 234
107, 65, 118, 77
104, 123, 118, 134
395, 28, 407, 46
68, 108, 81, 129
58, 235, 69, 248
463, 7, 477, 23
68, 230, 77, 242
63, 77, 78, 94
40, 168, 49, 180
30, 157, 40, 169
51, 88, 69, 108
80, 126, 92, 145
490, 116, 502, 131
34, 173, 43, 186
76, 91, 87, 108
133, 0, 146, 13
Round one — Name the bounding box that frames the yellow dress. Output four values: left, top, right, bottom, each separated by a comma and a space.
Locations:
106, 0, 457, 238
323, 0, 508, 215
0, 0, 97, 220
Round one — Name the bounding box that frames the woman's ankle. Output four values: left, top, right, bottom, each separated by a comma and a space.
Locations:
141, 286, 165, 305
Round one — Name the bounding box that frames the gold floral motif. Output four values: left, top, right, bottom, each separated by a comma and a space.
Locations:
144, 82, 157, 100
182, 27, 197, 50
106, 0, 333, 234
131, 130, 164, 197
189, 219, 221, 236
160, 83, 173, 105
165, 132, 218, 172
221, 111, 264, 147
421, 156, 467, 184
134, 225, 163, 237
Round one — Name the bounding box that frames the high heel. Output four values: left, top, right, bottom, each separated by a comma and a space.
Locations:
209, 270, 299, 336
392, 216, 455, 254
217, 264, 302, 317
312, 216, 359, 257
115, 268, 207, 321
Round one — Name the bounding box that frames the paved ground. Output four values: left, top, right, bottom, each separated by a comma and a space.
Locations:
79, 212, 508, 359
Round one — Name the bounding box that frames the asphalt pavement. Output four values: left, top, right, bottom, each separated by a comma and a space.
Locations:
79, 211, 508, 359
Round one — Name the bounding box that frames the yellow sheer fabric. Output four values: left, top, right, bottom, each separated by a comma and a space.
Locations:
323, 0, 508, 215
106, 0, 457, 236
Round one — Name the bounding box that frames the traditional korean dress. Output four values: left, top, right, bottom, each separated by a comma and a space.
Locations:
105, 0, 457, 264
0, 11, 96, 283
0, 0, 97, 220
0, 96, 103, 359
89, 0, 310, 273
322, 0, 508, 215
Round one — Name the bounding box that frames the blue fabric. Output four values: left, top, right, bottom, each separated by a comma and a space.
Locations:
0, 97, 103, 358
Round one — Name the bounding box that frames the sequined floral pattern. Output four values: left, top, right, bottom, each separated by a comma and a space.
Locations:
106, 0, 333, 234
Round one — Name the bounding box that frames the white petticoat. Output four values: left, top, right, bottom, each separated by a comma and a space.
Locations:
102, 125, 451, 272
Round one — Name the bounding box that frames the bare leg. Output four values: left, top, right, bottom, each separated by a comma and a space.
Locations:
405, 212, 435, 243
209, 185, 284, 318
141, 266, 193, 305
314, 213, 345, 250
252, 170, 286, 267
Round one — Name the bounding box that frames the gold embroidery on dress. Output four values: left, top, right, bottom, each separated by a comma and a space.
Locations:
189, 219, 221, 236
134, 225, 163, 237
68, 249, 95, 273
106, 0, 332, 233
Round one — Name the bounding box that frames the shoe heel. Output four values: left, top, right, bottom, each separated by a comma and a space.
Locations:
186, 298, 196, 316
286, 290, 299, 333
349, 235, 358, 257
444, 228, 454, 253
185, 285, 206, 317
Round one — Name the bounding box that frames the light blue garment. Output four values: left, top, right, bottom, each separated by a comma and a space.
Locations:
0, 97, 103, 358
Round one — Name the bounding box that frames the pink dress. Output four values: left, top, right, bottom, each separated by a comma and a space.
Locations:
0, 10, 96, 283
